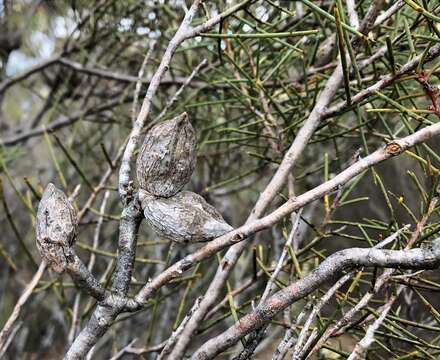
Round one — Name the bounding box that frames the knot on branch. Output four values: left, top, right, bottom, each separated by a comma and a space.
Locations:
385, 141, 403, 156
121, 180, 135, 205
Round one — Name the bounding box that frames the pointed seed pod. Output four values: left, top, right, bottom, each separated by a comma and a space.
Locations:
139, 190, 233, 243
36, 183, 78, 273
314, 33, 336, 67
136, 112, 197, 198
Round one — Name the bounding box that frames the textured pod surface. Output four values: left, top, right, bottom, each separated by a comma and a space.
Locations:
140, 190, 233, 243
314, 33, 336, 67
136, 112, 197, 198
36, 183, 78, 273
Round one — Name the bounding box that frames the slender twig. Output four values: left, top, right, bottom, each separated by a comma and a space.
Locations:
346, 295, 396, 360
155, 58, 208, 121
0, 262, 46, 353
131, 42, 155, 123
66, 2, 252, 359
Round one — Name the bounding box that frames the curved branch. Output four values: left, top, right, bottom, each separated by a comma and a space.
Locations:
192, 239, 440, 359
324, 42, 440, 119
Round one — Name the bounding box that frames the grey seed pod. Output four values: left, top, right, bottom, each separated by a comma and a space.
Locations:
36, 183, 78, 273
314, 33, 336, 67
139, 190, 233, 243
136, 112, 197, 198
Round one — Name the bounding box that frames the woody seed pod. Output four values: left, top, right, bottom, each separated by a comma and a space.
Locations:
136, 112, 197, 198
36, 183, 78, 273
139, 190, 233, 243
314, 34, 336, 67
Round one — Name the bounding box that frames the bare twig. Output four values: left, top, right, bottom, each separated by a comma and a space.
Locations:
131, 42, 156, 123
292, 273, 353, 359
0, 262, 46, 353
346, 295, 396, 360
155, 58, 207, 121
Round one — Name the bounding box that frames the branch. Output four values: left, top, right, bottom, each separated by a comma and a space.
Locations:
373, 0, 404, 26
111, 197, 142, 295
346, 295, 395, 360
64, 297, 123, 360
292, 273, 353, 359
346, 0, 359, 28
0, 262, 46, 353
230, 211, 303, 360
66, 2, 252, 358
65, 250, 108, 301
0, 97, 128, 147
131, 43, 155, 122
118, 0, 251, 200
0, 55, 60, 95
192, 239, 440, 359
155, 58, 208, 121
109, 339, 166, 360
323, 42, 440, 119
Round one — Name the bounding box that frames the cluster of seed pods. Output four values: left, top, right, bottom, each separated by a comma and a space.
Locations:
136, 112, 233, 243
35, 113, 232, 272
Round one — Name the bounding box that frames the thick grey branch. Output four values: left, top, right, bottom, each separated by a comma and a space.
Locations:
64, 298, 125, 360
324, 42, 440, 119
192, 239, 440, 359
